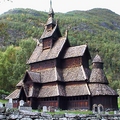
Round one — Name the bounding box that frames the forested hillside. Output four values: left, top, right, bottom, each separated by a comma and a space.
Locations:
0, 8, 120, 92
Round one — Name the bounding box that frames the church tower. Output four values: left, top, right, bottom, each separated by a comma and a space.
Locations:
40, 0, 61, 50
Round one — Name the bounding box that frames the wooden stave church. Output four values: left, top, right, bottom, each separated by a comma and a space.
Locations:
6, 2, 118, 110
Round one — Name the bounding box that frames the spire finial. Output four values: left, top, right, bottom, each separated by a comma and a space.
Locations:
50, 0, 52, 8
49, 0, 54, 17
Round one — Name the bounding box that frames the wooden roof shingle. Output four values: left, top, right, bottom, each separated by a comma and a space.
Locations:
89, 68, 108, 84
27, 36, 67, 64
27, 71, 41, 83
92, 54, 103, 63
89, 84, 118, 96
38, 84, 66, 98
5, 89, 21, 99
65, 84, 90, 96
16, 80, 23, 87
63, 45, 89, 59
40, 68, 62, 83
62, 66, 89, 82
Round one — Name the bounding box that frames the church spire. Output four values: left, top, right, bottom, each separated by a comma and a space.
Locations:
48, 0, 54, 18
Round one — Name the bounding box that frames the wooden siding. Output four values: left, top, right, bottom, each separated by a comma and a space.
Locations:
62, 57, 82, 68
67, 96, 89, 109
92, 96, 118, 110
38, 97, 58, 108
43, 38, 52, 50
30, 60, 56, 71
93, 63, 103, 69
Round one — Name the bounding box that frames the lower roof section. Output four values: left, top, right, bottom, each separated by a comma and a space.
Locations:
5, 89, 21, 100
89, 83, 118, 96
38, 84, 66, 98
65, 83, 90, 96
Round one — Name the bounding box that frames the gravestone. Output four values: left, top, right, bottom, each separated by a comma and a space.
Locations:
48, 106, 55, 112
0, 102, 3, 108
5, 102, 13, 109
9, 98, 12, 103
5, 98, 13, 109
19, 100, 24, 106
43, 106, 47, 112
92, 104, 98, 114
98, 104, 104, 114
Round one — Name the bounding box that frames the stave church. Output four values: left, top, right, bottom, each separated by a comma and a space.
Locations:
6, 1, 118, 110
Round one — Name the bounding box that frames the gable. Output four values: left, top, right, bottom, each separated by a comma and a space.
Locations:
23, 71, 41, 83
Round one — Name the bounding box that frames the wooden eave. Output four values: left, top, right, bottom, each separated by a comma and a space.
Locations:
5, 88, 21, 100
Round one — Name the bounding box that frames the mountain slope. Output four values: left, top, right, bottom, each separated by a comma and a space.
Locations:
0, 8, 120, 89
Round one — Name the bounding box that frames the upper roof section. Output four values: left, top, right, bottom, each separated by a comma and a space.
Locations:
92, 54, 103, 63
63, 45, 91, 59
27, 36, 68, 64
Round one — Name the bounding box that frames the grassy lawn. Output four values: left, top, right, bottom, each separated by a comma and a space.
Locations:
0, 99, 8, 104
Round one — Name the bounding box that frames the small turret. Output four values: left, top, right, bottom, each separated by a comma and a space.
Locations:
89, 54, 108, 84
92, 54, 103, 69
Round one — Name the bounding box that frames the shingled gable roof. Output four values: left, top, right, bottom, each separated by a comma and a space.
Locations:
88, 84, 118, 96
40, 23, 61, 40
38, 84, 66, 98
5, 89, 21, 99
63, 45, 91, 59
23, 71, 40, 83
62, 66, 89, 82
16, 79, 23, 87
27, 36, 68, 64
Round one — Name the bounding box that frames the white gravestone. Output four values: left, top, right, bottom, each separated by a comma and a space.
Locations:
19, 100, 24, 106
43, 106, 47, 112
0, 102, 3, 108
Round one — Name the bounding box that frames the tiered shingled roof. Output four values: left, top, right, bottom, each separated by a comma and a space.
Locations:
27, 37, 67, 64
89, 54, 118, 96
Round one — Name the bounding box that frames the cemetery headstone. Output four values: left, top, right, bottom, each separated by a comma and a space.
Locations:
0, 102, 3, 108
98, 104, 104, 114
5, 102, 13, 109
9, 98, 12, 103
92, 104, 98, 114
19, 100, 24, 106
43, 106, 47, 112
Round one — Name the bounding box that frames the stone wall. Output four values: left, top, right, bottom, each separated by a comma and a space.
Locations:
0, 110, 120, 120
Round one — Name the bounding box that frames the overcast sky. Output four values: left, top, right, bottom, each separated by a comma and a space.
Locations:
0, 0, 120, 15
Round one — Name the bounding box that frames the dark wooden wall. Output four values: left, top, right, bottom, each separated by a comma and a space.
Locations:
92, 96, 118, 110
62, 57, 82, 68
30, 59, 56, 71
